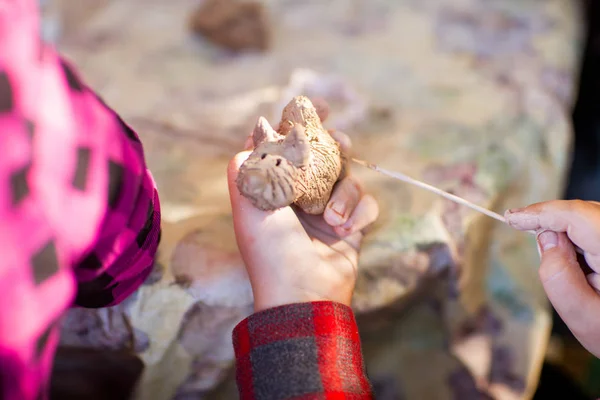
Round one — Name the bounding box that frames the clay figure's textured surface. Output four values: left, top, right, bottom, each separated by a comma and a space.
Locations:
237, 96, 344, 215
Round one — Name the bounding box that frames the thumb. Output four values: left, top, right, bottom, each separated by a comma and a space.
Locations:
537, 231, 600, 336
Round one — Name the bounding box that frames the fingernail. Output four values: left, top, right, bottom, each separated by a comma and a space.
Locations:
330, 201, 346, 218
537, 230, 558, 252
507, 208, 524, 214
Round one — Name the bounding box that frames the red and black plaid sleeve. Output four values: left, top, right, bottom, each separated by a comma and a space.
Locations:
232, 301, 373, 400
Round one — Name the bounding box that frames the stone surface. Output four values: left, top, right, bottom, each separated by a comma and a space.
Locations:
188, 0, 270, 52
47, 0, 584, 399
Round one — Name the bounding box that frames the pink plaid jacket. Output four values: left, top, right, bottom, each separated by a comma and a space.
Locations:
0, 1, 160, 399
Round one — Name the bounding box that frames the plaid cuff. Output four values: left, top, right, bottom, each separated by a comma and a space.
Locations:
232, 301, 373, 400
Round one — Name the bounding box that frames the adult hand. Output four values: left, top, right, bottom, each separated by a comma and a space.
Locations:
227, 99, 379, 312
505, 200, 600, 357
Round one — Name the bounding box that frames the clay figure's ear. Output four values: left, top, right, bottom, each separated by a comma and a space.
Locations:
282, 124, 310, 167
252, 117, 278, 147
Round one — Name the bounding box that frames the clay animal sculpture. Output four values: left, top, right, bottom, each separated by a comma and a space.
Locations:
236, 96, 345, 215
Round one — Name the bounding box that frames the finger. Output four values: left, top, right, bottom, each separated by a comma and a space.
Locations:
311, 97, 330, 122
334, 194, 379, 237
324, 176, 362, 227
537, 231, 600, 348
586, 273, 600, 295
585, 252, 600, 274
329, 129, 352, 154
228, 151, 252, 174
505, 200, 600, 254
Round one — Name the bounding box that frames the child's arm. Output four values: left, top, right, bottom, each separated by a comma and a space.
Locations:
0, 1, 160, 399
227, 105, 377, 398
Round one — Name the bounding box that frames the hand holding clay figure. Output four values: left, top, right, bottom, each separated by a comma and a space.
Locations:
227, 99, 379, 312
505, 200, 600, 358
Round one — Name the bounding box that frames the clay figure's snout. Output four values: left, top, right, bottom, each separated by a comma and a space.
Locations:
239, 169, 268, 196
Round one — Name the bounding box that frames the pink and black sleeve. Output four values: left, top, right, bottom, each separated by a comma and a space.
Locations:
0, 1, 160, 399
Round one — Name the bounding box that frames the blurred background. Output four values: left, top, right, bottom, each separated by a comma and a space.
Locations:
40, 0, 599, 399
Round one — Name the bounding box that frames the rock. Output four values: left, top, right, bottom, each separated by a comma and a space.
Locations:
170, 218, 253, 308
59, 291, 151, 353
172, 302, 252, 398
189, 0, 270, 52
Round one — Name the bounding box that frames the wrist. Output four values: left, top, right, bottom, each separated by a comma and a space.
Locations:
251, 286, 352, 313
252, 291, 325, 313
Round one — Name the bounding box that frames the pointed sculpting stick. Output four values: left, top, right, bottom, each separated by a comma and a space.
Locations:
352, 158, 585, 255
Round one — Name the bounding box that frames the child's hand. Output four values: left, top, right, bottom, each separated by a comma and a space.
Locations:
227, 100, 379, 312
505, 200, 600, 357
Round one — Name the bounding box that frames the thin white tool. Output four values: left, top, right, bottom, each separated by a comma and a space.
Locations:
352, 158, 585, 255
352, 158, 507, 223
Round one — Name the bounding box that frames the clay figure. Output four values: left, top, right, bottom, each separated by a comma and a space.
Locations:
236, 96, 345, 215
